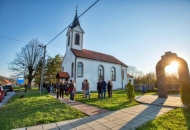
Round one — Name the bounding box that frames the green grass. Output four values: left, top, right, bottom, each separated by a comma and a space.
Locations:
136, 108, 190, 130
74, 90, 156, 111
0, 91, 85, 130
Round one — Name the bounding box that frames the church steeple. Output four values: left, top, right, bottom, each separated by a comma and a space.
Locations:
70, 9, 80, 29
66, 9, 84, 51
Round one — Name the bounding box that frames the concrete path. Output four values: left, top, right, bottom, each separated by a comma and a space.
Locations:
134, 95, 182, 107
0, 91, 15, 108
50, 93, 110, 116
13, 104, 173, 130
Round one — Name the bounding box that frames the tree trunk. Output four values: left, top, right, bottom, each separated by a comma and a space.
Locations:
28, 79, 32, 89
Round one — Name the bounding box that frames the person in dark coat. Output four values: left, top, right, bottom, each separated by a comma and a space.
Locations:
107, 80, 113, 98
97, 79, 101, 98
60, 81, 64, 99
56, 80, 60, 99
69, 80, 74, 102
24, 83, 27, 93
101, 79, 107, 99
64, 80, 69, 98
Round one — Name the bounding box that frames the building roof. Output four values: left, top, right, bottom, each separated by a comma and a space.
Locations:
127, 74, 134, 78
71, 49, 128, 67
70, 12, 80, 29
56, 72, 70, 79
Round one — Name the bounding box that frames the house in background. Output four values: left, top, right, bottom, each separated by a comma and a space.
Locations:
62, 11, 129, 91
127, 74, 134, 85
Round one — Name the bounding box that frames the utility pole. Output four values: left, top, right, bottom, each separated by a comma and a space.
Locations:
38, 45, 46, 94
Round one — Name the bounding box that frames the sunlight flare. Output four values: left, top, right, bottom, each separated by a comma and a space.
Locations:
165, 61, 179, 74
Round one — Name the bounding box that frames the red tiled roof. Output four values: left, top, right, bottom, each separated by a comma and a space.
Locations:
71, 49, 128, 67
127, 74, 134, 78
56, 72, 70, 78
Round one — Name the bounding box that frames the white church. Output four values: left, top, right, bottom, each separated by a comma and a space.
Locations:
59, 12, 129, 91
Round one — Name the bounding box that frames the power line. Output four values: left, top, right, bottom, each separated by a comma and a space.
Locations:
45, 0, 99, 46
0, 35, 29, 43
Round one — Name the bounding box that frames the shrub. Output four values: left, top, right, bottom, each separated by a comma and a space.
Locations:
126, 82, 135, 102
180, 81, 190, 110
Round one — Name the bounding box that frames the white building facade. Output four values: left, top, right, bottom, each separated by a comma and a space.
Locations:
62, 12, 128, 91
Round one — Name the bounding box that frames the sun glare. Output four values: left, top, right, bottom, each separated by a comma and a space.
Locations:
165, 61, 179, 74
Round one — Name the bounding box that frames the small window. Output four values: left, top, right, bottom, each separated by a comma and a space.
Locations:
122, 69, 124, 79
77, 62, 83, 77
75, 33, 80, 45
98, 65, 104, 80
71, 63, 74, 77
68, 35, 70, 46
111, 67, 116, 81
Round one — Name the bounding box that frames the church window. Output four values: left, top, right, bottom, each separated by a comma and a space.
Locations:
111, 67, 116, 81
71, 63, 74, 77
98, 65, 104, 80
68, 35, 70, 46
75, 33, 80, 45
122, 69, 124, 79
77, 62, 83, 77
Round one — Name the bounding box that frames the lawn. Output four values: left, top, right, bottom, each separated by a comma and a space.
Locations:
0, 90, 85, 130
136, 108, 190, 130
75, 90, 156, 111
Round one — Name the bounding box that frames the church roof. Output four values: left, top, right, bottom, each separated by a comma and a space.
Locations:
56, 72, 70, 79
127, 74, 134, 78
71, 49, 128, 67
70, 12, 80, 29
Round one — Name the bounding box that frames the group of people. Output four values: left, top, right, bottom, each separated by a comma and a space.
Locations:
56, 79, 76, 102
97, 79, 113, 99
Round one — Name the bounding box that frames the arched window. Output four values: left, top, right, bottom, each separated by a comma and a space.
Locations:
68, 35, 70, 46
111, 67, 116, 81
98, 65, 104, 80
77, 62, 83, 77
75, 33, 80, 45
71, 63, 74, 77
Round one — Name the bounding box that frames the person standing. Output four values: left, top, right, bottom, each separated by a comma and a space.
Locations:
60, 81, 64, 99
64, 80, 69, 98
107, 80, 113, 98
142, 85, 146, 95
82, 79, 86, 98
101, 79, 107, 99
56, 80, 60, 99
24, 83, 27, 93
69, 80, 74, 102
86, 79, 90, 99
97, 79, 101, 98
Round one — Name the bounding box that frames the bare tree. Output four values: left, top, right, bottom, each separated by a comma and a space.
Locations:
9, 39, 43, 88
127, 66, 138, 77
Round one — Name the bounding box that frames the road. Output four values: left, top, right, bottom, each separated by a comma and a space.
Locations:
0, 91, 15, 108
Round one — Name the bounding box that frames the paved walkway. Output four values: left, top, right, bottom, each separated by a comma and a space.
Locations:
50, 93, 110, 116
0, 91, 15, 108
134, 95, 183, 108
13, 104, 173, 130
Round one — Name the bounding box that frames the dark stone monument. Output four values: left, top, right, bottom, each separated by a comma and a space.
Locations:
156, 51, 190, 98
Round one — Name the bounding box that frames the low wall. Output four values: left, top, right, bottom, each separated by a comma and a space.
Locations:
133, 84, 155, 91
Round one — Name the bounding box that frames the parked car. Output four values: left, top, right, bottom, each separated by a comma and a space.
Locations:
0, 86, 5, 102
5, 85, 13, 92
2, 86, 8, 96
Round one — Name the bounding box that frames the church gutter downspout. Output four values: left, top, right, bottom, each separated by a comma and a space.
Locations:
121, 65, 123, 90
74, 57, 77, 82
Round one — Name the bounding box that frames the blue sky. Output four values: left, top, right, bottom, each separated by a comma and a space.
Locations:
0, 0, 190, 77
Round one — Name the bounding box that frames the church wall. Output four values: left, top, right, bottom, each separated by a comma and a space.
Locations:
75, 57, 127, 91
62, 50, 76, 80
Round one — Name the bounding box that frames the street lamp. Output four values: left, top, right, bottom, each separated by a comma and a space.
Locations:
38, 45, 46, 94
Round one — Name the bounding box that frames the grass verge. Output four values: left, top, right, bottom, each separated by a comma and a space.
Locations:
136, 108, 190, 130
75, 90, 156, 111
0, 91, 85, 130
